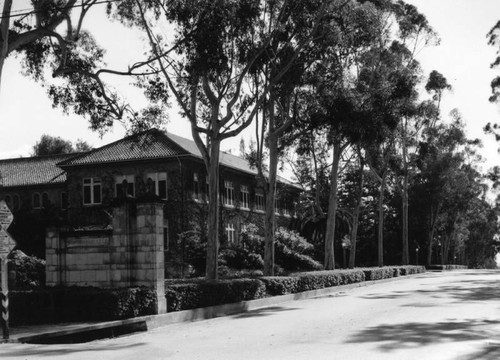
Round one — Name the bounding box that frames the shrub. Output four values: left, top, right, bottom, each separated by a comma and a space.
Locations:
179, 229, 206, 276
218, 247, 264, 270
274, 227, 323, 272
294, 269, 365, 292
9, 250, 45, 289
360, 267, 395, 281
260, 276, 300, 296
166, 278, 266, 312
9, 287, 157, 325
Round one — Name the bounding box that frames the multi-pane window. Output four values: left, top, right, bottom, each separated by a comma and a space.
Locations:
83, 177, 102, 205
33, 193, 41, 209
283, 202, 290, 216
240, 185, 249, 209
255, 192, 264, 211
193, 173, 200, 200
146, 172, 167, 200
225, 222, 236, 244
115, 175, 135, 198
275, 198, 279, 214
224, 180, 234, 207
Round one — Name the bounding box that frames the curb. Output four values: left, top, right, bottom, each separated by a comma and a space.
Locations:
6, 272, 425, 344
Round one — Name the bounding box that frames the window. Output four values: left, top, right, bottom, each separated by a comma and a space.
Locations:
283, 202, 290, 217
61, 192, 68, 209
42, 192, 49, 207
146, 172, 167, 200
275, 198, 280, 214
225, 222, 235, 244
240, 186, 249, 209
83, 178, 102, 205
224, 180, 234, 207
255, 192, 264, 212
33, 193, 41, 209
115, 175, 135, 198
193, 173, 200, 201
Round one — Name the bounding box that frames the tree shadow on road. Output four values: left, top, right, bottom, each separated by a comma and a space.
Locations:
360, 278, 500, 304
231, 306, 299, 319
346, 319, 500, 352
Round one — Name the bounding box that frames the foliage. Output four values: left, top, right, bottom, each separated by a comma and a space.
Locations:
10, 286, 157, 325
9, 251, 46, 289
166, 278, 266, 312
31, 134, 92, 156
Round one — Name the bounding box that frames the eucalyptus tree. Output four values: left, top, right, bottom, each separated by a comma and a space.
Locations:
103, 0, 334, 279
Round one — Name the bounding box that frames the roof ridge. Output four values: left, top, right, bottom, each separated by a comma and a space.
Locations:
0, 152, 82, 163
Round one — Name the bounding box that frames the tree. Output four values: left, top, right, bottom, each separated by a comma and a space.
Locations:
105, 0, 333, 279
32, 134, 92, 156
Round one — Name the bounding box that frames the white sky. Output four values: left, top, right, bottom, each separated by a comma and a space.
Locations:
0, 0, 499, 172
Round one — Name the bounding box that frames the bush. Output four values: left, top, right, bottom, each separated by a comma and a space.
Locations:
360, 267, 395, 281
166, 278, 266, 312
294, 269, 365, 292
218, 247, 264, 270
9, 251, 45, 289
274, 227, 323, 272
179, 229, 206, 276
10, 287, 157, 325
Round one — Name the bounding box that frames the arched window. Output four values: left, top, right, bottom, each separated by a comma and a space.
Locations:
33, 193, 41, 209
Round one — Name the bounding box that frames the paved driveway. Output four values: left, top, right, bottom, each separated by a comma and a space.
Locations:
1, 270, 500, 360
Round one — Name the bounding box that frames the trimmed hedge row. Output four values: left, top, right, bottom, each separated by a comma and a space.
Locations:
361, 266, 426, 281
10, 266, 425, 324
166, 278, 266, 312
165, 266, 425, 311
426, 264, 468, 271
10, 287, 157, 325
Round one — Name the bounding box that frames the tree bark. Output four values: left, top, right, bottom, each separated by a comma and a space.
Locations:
324, 140, 341, 270
401, 124, 409, 265
205, 138, 221, 280
263, 133, 278, 276
377, 176, 386, 267
0, 0, 13, 92
348, 156, 364, 269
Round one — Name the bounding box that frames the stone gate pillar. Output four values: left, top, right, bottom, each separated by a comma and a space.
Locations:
134, 200, 167, 314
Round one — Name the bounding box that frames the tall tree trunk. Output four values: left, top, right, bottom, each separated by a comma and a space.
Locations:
324, 141, 341, 270
205, 138, 221, 280
401, 130, 409, 265
0, 0, 13, 92
264, 133, 278, 276
426, 222, 435, 266
348, 156, 364, 269
377, 176, 386, 267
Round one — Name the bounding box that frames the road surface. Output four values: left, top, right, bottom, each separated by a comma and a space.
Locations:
1, 269, 500, 360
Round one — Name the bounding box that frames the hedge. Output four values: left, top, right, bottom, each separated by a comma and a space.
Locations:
426, 264, 468, 271
10, 287, 157, 325
9, 266, 425, 324
166, 278, 266, 312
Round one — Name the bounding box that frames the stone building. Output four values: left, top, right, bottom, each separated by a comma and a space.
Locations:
0, 129, 300, 273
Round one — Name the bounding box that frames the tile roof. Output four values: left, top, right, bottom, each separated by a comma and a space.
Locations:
58, 129, 296, 186
0, 153, 74, 188
0, 129, 297, 188
57, 129, 188, 167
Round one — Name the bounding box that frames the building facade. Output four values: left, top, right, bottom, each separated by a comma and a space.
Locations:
0, 129, 300, 267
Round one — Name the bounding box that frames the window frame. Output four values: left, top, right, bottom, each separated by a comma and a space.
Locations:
240, 185, 249, 210
145, 172, 168, 200
225, 222, 236, 244
33, 192, 41, 209
255, 192, 265, 212
83, 177, 102, 205
114, 174, 135, 198
224, 180, 234, 207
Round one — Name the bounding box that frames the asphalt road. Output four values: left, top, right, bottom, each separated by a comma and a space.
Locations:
1, 269, 500, 360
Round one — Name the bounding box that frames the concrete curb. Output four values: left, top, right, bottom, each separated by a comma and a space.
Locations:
6, 272, 426, 344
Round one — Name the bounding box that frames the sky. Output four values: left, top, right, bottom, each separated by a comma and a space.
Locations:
0, 0, 500, 173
